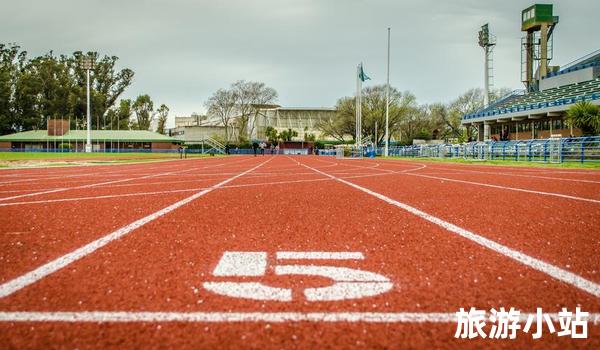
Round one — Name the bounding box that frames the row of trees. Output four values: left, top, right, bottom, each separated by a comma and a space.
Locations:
318, 85, 511, 145
203, 78, 511, 145
0, 43, 169, 135
205, 80, 277, 143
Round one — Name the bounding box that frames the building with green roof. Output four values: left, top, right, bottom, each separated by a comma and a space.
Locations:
0, 121, 181, 151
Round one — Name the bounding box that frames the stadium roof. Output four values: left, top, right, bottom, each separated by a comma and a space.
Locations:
0, 130, 179, 142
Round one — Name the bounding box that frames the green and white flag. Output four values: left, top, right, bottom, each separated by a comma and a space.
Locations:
358, 63, 370, 82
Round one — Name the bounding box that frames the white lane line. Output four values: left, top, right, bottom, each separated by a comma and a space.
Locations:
418, 166, 600, 184
0, 157, 254, 202
0, 159, 270, 298
326, 159, 600, 204
408, 173, 600, 204
277, 252, 364, 260
0, 162, 188, 185
0, 188, 209, 207
0, 177, 339, 207
0, 311, 598, 324
301, 162, 600, 298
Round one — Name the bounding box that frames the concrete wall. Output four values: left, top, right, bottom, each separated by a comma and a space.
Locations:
491, 128, 583, 141
540, 66, 597, 91
151, 142, 177, 150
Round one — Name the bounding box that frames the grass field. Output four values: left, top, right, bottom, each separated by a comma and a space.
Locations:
0, 152, 211, 161
0, 152, 219, 168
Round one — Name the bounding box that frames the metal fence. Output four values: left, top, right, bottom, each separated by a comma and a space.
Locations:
379, 136, 600, 163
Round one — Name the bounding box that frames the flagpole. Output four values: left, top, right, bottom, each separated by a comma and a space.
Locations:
358, 64, 362, 149
356, 64, 360, 147
385, 27, 390, 157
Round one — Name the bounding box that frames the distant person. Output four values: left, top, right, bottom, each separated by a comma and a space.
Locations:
275, 144, 280, 155
259, 141, 266, 156
225, 144, 230, 155
270, 143, 275, 155
252, 142, 259, 157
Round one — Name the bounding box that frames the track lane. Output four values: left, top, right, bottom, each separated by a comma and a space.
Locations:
0, 157, 259, 283
1, 156, 597, 349
310, 157, 600, 284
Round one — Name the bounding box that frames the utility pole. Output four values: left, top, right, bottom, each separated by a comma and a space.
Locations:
80, 55, 94, 153
385, 27, 390, 157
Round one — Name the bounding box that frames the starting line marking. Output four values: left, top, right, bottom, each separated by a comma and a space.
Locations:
0, 311, 598, 324
0, 159, 271, 299
277, 251, 364, 260
300, 161, 600, 299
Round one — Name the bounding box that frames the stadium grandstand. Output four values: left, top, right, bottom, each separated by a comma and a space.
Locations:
462, 3, 600, 141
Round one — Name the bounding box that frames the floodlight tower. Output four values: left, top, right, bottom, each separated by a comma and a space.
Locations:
521, 4, 559, 92
80, 55, 95, 153
478, 24, 496, 140
478, 24, 496, 108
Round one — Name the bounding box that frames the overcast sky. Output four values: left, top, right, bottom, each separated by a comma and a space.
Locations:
1, 0, 598, 125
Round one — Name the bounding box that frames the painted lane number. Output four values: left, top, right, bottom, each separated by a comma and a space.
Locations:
202, 251, 393, 301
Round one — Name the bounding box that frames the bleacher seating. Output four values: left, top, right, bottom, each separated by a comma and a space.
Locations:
464, 78, 600, 121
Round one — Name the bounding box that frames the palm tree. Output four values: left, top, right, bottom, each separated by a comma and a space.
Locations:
565, 101, 600, 135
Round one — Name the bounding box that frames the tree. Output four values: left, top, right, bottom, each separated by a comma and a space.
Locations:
278, 128, 298, 142
264, 126, 279, 144
0, 43, 136, 134
72, 51, 134, 129
230, 80, 278, 142
303, 127, 316, 142
156, 104, 169, 134
105, 99, 133, 131
0, 43, 27, 135
565, 101, 600, 135
319, 85, 418, 144
132, 94, 154, 130
205, 88, 236, 142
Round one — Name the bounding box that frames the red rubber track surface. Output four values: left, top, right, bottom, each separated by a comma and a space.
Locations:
0, 156, 599, 349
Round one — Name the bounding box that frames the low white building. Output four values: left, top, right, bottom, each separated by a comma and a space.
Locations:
170, 106, 338, 144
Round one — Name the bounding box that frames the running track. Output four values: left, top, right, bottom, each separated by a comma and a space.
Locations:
0, 156, 599, 349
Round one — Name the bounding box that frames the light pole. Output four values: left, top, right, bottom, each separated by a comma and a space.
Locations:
385, 27, 390, 157
80, 55, 94, 153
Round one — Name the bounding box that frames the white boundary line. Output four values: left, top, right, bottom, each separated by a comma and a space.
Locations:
301, 161, 600, 298
425, 166, 600, 184
328, 158, 600, 204
277, 252, 364, 260
0, 158, 271, 298
0, 188, 208, 207
0, 157, 255, 202
407, 173, 600, 204
0, 311, 598, 324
